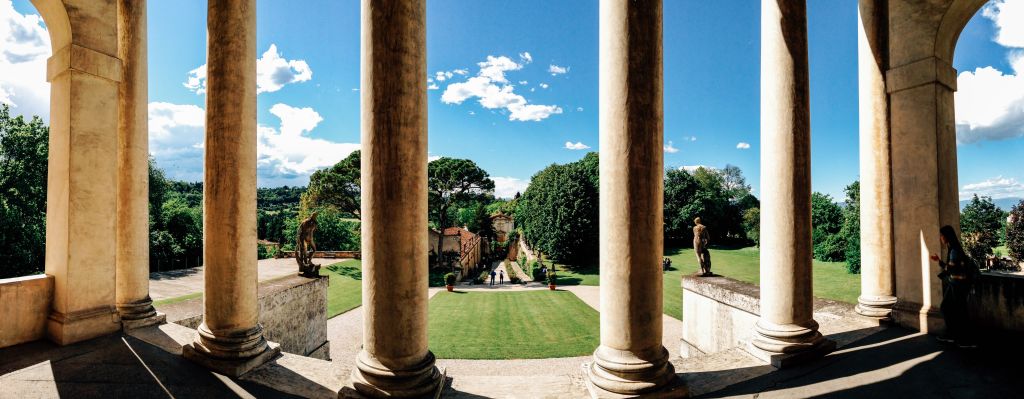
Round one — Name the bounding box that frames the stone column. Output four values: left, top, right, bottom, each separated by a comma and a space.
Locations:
856, 0, 897, 319
586, 1, 682, 396
182, 0, 279, 378
349, 0, 441, 397
42, 1, 123, 346
751, 0, 833, 366
115, 0, 164, 330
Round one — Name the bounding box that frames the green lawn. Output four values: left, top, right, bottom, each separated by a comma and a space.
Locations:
427, 290, 600, 359
321, 260, 363, 318
548, 246, 860, 320
153, 292, 202, 307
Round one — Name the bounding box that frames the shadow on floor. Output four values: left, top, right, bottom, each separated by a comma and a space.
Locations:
0, 334, 302, 398
698, 327, 1024, 398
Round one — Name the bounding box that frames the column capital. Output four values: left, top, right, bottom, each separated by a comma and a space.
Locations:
47, 43, 122, 83
886, 56, 957, 94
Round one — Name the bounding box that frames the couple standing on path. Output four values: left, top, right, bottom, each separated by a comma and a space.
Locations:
489, 269, 504, 286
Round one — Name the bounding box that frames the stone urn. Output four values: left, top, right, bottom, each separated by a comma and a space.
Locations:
446, 284, 454, 292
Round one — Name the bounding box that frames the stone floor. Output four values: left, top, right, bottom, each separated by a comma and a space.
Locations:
148, 257, 342, 301
3, 323, 1022, 398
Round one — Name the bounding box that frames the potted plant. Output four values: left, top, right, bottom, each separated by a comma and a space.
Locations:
445, 273, 456, 292
547, 272, 557, 291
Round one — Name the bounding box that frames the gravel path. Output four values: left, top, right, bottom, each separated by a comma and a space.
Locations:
149, 257, 347, 300
561, 285, 684, 360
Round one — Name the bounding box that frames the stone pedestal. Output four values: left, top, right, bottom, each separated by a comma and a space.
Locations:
348, 0, 441, 397
586, 1, 683, 397
750, 0, 833, 365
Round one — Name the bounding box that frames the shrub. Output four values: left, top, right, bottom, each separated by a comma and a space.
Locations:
961, 195, 1004, 262
1008, 200, 1024, 263
444, 272, 456, 286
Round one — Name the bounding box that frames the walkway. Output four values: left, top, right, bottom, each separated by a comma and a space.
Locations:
148, 257, 340, 301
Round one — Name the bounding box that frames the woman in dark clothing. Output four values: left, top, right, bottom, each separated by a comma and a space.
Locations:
929, 225, 976, 348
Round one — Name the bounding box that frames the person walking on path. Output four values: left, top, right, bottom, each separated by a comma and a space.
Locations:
694, 217, 712, 276
490, 269, 497, 286
930, 225, 979, 348
499, 270, 505, 285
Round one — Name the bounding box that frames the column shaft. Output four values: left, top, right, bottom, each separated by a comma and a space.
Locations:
116, 0, 161, 328
183, 0, 277, 377
587, 0, 678, 396
351, 0, 440, 397
753, 0, 827, 355
856, 0, 897, 318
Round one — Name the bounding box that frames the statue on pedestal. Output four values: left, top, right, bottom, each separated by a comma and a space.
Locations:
297, 211, 320, 277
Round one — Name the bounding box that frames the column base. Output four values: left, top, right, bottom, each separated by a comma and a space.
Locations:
183, 322, 281, 377
747, 320, 835, 368
46, 306, 121, 346
117, 297, 166, 330
348, 349, 443, 399
585, 345, 682, 397
855, 295, 897, 319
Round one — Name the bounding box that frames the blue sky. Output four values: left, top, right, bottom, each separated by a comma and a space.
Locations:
2, 0, 1023, 201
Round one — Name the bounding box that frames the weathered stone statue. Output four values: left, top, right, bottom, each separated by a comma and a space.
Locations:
693, 217, 712, 276
296, 211, 319, 277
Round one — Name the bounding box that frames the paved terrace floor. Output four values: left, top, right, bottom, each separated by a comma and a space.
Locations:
2, 323, 1021, 398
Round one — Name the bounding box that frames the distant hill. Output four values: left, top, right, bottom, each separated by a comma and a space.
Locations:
959, 197, 1023, 211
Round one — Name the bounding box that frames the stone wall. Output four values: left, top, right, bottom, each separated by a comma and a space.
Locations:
680, 275, 759, 357
159, 275, 330, 360
969, 272, 1024, 336
0, 275, 54, 349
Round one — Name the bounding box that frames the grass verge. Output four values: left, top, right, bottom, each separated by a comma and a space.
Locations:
321, 260, 363, 318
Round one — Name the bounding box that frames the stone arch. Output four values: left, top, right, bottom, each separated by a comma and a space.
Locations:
935, 0, 990, 63
29, 0, 71, 54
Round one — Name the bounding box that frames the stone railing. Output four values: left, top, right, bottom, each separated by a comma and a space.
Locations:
970, 271, 1024, 336
0, 275, 54, 349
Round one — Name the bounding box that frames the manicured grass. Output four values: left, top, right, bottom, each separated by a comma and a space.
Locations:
544, 246, 860, 321
662, 246, 859, 320
427, 290, 600, 359
153, 292, 202, 307
321, 260, 363, 318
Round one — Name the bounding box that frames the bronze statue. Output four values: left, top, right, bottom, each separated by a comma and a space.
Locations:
693, 217, 712, 276
296, 211, 320, 277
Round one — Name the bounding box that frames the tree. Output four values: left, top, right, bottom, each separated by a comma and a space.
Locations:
663, 168, 699, 243
840, 181, 861, 273
428, 157, 495, 268
1007, 200, 1024, 263
302, 150, 360, 218
0, 105, 48, 278
720, 164, 752, 201
742, 207, 760, 246
960, 195, 1005, 262
517, 153, 600, 264
811, 192, 845, 262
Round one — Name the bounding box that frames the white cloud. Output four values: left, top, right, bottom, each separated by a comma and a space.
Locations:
960, 176, 1024, 200
664, 141, 679, 153
736, 142, 751, 149
684, 136, 697, 142
519, 52, 533, 64
452, 69, 469, 75
428, 83, 439, 90
539, 83, 549, 89
185, 44, 312, 95
428, 155, 442, 162
518, 80, 528, 85
549, 64, 569, 75
680, 165, 715, 173
565, 141, 590, 150
0, 0, 51, 119
147, 101, 358, 185
440, 54, 562, 122
468, 111, 475, 115
435, 71, 453, 82
492, 177, 529, 199
983, 0, 1024, 48
257, 104, 359, 184
577, 107, 583, 112
955, 2, 1024, 144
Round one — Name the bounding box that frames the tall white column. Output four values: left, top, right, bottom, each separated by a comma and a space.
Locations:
586, 1, 683, 396
182, 0, 279, 378
751, 0, 832, 364
856, 0, 897, 319
116, 0, 163, 329
349, 0, 441, 397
